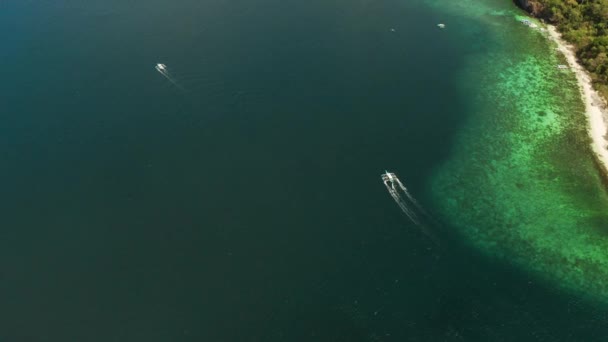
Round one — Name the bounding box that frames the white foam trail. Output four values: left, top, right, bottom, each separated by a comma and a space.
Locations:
156, 65, 185, 91
394, 177, 431, 218
384, 180, 421, 225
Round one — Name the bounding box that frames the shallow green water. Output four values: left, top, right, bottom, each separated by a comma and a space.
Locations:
429, 0, 608, 301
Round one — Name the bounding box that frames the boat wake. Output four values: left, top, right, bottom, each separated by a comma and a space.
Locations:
382, 171, 437, 243
155, 63, 185, 91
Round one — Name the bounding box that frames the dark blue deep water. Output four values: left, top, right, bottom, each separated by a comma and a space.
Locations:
3, 0, 608, 341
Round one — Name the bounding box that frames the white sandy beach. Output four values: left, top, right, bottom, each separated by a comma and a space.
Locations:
546, 25, 608, 172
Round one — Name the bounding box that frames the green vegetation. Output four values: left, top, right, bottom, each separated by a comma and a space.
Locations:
524, 0, 608, 98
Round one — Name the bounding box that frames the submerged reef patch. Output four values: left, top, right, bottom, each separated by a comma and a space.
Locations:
430, 6, 608, 301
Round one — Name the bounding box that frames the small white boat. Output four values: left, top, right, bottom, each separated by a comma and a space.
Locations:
519, 19, 538, 29
437, 23, 445, 29
155, 63, 167, 72
557, 64, 568, 69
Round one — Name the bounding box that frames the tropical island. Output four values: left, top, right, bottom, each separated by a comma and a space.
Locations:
517, 0, 608, 99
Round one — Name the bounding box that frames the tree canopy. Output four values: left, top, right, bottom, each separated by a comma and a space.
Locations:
526, 0, 608, 98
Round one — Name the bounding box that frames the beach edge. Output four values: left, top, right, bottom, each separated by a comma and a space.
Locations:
546, 25, 608, 174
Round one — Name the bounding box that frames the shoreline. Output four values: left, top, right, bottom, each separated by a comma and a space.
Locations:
546, 25, 608, 174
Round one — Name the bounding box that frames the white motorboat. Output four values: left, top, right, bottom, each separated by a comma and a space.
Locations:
155, 63, 167, 72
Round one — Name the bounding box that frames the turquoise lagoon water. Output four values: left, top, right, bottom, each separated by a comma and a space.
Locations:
429, 0, 608, 302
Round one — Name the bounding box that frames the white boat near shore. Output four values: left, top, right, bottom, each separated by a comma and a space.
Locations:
519, 18, 538, 29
